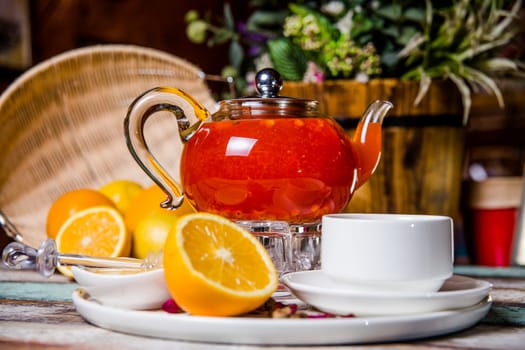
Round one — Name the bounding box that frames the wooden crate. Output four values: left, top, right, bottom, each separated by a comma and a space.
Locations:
282, 79, 465, 219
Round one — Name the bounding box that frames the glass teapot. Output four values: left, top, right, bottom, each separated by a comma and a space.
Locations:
124, 68, 392, 224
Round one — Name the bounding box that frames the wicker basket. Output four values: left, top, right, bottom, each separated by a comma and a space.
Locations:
0, 45, 217, 247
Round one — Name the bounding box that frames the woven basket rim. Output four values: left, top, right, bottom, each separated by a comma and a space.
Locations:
0, 44, 205, 108
0, 44, 216, 246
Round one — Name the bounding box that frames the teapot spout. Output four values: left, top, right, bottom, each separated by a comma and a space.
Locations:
359, 100, 393, 129
352, 100, 393, 189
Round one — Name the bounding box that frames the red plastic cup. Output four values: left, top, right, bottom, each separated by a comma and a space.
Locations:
468, 177, 523, 267
472, 207, 517, 266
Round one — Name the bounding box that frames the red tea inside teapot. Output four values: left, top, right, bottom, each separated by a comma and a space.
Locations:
125, 68, 392, 224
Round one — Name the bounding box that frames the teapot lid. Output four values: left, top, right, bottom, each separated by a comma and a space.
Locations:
214, 68, 321, 119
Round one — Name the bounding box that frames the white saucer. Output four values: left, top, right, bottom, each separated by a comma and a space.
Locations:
72, 288, 491, 345
71, 267, 170, 310
281, 271, 492, 316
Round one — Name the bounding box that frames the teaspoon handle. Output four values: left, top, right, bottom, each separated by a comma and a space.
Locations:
2, 239, 154, 278
2, 239, 58, 277
57, 254, 145, 269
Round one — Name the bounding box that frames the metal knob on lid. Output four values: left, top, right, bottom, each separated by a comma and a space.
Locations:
255, 68, 283, 98
213, 68, 320, 120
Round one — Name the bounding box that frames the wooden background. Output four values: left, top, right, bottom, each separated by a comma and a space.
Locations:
0, 0, 249, 91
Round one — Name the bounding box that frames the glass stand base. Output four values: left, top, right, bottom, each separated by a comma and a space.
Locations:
236, 220, 321, 276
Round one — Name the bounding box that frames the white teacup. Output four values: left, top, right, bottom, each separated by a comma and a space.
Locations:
321, 214, 454, 293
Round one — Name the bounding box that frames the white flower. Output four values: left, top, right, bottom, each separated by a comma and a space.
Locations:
254, 53, 273, 72
321, 1, 345, 16
303, 15, 321, 36
245, 71, 257, 95
283, 15, 302, 36
336, 10, 353, 35
302, 61, 324, 83
355, 71, 370, 83
369, 1, 380, 10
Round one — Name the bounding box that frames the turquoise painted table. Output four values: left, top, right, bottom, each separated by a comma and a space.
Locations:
1, 265, 524, 349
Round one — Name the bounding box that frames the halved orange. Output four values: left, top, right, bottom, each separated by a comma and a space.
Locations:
46, 189, 116, 238
55, 206, 131, 278
163, 212, 278, 316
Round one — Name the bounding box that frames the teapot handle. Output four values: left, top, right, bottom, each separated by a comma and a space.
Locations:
124, 86, 210, 210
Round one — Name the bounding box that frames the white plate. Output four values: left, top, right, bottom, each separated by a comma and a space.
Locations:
72, 288, 491, 345
71, 267, 170, 310
281, 271, 492, 316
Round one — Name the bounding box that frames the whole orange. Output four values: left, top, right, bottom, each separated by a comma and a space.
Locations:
124, 184, 196, 234
46, 189, 116, 238
99, 179, 143, 214
132, 208, 178, 259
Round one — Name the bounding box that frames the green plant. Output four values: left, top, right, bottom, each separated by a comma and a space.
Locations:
186, 0, 523, 121
400, 0, 523, 122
